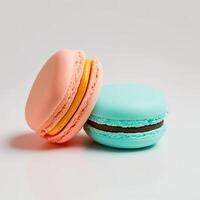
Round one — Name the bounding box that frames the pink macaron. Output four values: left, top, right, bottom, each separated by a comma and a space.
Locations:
25, 49, 102, 143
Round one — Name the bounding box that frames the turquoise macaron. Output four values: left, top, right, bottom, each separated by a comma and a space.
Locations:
84, 84, 167, 149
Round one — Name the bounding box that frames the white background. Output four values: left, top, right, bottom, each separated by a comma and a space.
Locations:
0, 0, 200, 199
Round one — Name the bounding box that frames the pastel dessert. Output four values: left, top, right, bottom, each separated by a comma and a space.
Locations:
25, 49, 102, 143
84, 84, 167, 149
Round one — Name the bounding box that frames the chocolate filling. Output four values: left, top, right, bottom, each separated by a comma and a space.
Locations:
87, 120, 164, 133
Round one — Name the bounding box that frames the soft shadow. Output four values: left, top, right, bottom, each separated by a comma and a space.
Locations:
86, 140, 157, 153
8, 131, 92, 151
8, 131, 157, 153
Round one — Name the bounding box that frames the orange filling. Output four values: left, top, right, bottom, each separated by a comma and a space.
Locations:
48, 59, 92, 135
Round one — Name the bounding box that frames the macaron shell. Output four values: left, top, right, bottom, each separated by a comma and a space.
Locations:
44, 59, 102, 143
89, 114, 165, 128
91, 84, 167, 122
25, 49, 85, 131
84, 124, 166, 149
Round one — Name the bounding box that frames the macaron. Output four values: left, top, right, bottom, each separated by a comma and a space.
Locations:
84, 84, 167, 149
25, 49, 102, 143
